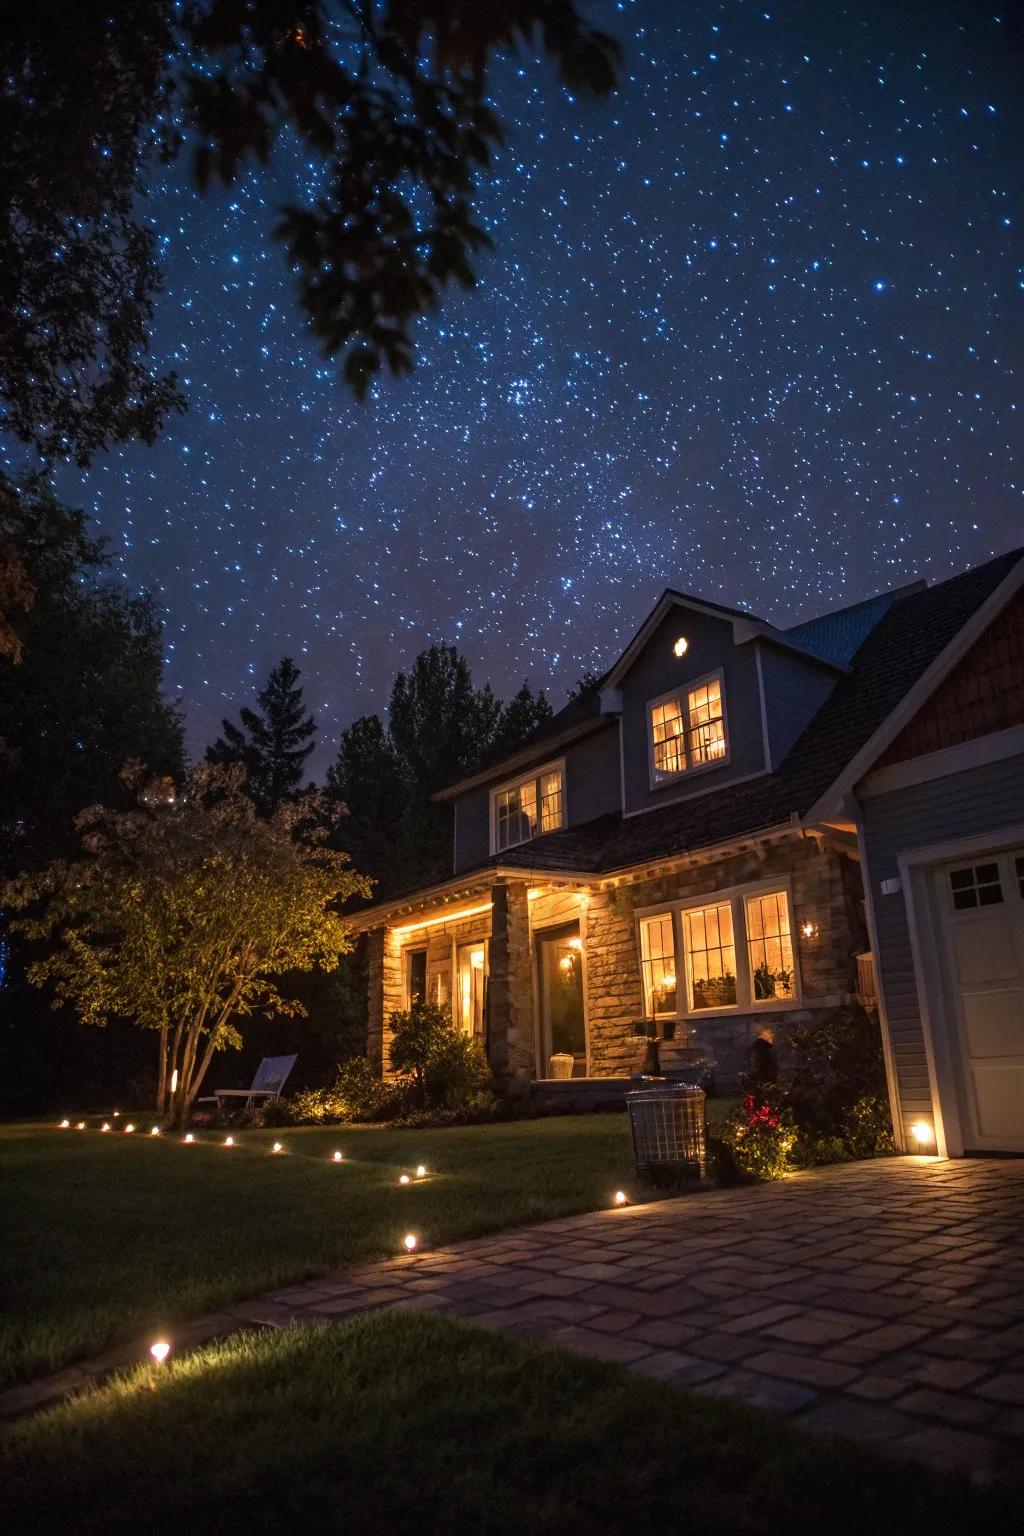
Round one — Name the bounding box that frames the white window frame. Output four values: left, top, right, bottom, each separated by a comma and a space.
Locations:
646, 669, 730, 790
489, 758, 566, 855
634, 877, 801, 1019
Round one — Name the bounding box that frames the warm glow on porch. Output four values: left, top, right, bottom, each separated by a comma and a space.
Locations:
392, 902, 492, 935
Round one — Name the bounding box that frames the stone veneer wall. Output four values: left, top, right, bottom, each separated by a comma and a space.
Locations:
487, 881, 534, 1077
583, 833, 868, 1090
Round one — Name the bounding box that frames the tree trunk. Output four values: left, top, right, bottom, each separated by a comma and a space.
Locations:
156, 1024, 167, 1114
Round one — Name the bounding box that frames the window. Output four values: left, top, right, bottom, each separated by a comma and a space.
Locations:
949, 862, 1003, 910
744, 891, 795, 1001
683, 902, 737, 1010
639, 914, 678, 1017
638, 885, 798, 1016
492, 762, 565, 853
404, 948, 427, 1009
457, 942, 487, 1035
649, 673, 727, 783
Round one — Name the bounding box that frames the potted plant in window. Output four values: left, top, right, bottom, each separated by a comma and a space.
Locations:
753, 963, 794, 1001
692, 972, 736, 1009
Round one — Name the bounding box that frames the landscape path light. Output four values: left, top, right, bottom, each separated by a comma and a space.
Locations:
614, 1191, 629, 1206
150, 1340, 171, 1365
59, 1119, 70, 1129
101, 1122, 111, 1133
76, 1121, 85, 1131
124, 1123, 135, 1134
416, 1165, 427, 1178
399, 1173, 410, 1185
332, 1151, 343, 1162
150, 1126, 160, 1136
224, 1135, 234, 1147
403, 1234, 417, 1252
272, 1142, 283, 1154
184, 1133, 195, 1144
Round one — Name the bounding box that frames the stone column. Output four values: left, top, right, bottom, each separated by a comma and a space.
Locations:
486, 880, 533, 1081
365, 927, 402, 1073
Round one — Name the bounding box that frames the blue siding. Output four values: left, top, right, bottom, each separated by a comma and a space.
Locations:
758, 644, 839, 768
860, 753, 1024, 1121
619, 608, 766, 815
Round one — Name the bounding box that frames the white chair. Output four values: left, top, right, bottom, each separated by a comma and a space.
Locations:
197, 1054, 297, 1113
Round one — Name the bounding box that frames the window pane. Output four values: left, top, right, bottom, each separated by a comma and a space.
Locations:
745, 891, 795, 1001
683, 903, 736, 1010
639, 914, 677, 1016
948, 862, 1003, 911
457, 942, 487, 1034
651, 697, 686, 776
687, 677, 727, 766
406, 948, 427, 1008
495, 780, 539, 852
539, 769, 564, 832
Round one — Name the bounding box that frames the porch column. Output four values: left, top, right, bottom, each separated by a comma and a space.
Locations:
366, 926, 402, 1072
487, 880, 533, 1082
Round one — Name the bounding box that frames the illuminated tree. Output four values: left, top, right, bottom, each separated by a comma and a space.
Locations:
3, 763, 371, 1125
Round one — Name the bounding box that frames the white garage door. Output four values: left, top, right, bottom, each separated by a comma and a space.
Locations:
939, 848, 1024, 1151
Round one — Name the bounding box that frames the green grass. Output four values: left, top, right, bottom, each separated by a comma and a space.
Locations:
3, 1312, 1011, 1534
0, 1107, 732, 1387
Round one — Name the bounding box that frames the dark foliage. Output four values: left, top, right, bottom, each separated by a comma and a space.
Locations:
208, 656, 316, 814
328, 643, 550, 893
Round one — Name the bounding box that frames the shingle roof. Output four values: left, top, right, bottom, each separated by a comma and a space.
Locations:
470, 548, 1023, 879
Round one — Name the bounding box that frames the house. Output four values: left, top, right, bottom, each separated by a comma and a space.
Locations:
809, 549, 1024, 1156
351, 548, 1023, 1138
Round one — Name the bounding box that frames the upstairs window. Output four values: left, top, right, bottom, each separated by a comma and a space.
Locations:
649, 672, 727, 784
492, 762, 565, 853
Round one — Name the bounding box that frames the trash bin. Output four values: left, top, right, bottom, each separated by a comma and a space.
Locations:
626, 1083, 706, 1180
548, 1052, 575, 1079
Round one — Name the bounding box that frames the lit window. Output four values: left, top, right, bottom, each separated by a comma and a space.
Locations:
457, 942, 487, 1035
404, 948, 427, 1009
639, 914, 677, 1017
649, 675, 727, 782
744, 891, 795, 1002
493, 763, 565, 852
683, 902, 737, 1010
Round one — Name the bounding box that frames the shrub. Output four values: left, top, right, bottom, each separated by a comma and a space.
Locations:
388, 1000, 496, 1113
284, 1059, 405, 1125
720, 1093, 796, 1182
785, 1007, 895, 1164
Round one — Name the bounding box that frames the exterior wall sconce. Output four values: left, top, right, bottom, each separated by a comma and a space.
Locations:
673, 636, 689, 658
800, 921, 819, 942
910, 1119, 936, 1151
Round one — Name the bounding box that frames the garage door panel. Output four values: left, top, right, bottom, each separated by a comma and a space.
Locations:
951, 919, 1018, 986
972, 1066, 1024, 1140
963, 989, 1024, 1057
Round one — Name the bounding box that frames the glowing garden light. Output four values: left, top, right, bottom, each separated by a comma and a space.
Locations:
416, 1165, 427, 1178
76, 1121, 85, 1131
272, 1142, 283, 1154
403, 1234, 417, 1252
224, 1136, 234, 1147
150, 1340, 171, 1365
59, 1119, 70, 1129
910, 1120, 935, 1149
113, 1110, 120, 1118
150, 1126, 160, 1136
399, 1173, 410, 1185
614, 1191, 629, 1206
124, 1123, 135, 1134
332, 1151, 343, 1162
101, 1122, 111, 1133
184, 1133, 195, 1144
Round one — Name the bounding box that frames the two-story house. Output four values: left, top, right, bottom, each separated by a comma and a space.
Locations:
351, 549, 1024, 1139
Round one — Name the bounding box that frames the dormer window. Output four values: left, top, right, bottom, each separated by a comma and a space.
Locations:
492, 761, 565, 853
648, 671, 728, 785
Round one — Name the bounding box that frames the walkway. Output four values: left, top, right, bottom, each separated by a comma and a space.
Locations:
6, 1157, 1024, 1483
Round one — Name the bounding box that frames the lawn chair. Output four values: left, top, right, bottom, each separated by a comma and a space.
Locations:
196, 1054, 297, 1114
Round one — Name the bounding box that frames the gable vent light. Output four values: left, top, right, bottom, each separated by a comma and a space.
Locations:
673, 636, 689, 658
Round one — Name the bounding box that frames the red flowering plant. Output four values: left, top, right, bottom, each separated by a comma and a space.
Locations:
721, 1091, 796, 1181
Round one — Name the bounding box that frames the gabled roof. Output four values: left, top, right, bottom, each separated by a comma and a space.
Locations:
460, 547, 1024, 879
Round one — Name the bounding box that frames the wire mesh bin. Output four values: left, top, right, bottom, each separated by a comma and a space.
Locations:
626, 1083, 707, 1181
547, 1052, 575, 1079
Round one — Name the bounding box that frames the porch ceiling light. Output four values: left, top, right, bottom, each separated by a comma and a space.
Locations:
392, 901, 492, 936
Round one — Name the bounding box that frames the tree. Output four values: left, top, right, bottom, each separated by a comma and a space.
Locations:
328, 644, 554, 894
208, 657, 316, 815
0, 479, 184, 875
1, 4, 619, 469
3, 763, 371, 1126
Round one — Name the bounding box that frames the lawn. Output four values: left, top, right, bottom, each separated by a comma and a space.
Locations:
4, 1312, 1011, 1533
0, 1108, 731, 1387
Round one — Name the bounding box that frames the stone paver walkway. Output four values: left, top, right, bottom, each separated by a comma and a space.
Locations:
254, 1155, 1024, 1483
5, 1157, 1024, 1484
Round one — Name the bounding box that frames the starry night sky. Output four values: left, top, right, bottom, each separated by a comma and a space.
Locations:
59, 1, 1022, 773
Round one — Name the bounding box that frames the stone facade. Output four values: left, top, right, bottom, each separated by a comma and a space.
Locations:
365, 830, 868, 1093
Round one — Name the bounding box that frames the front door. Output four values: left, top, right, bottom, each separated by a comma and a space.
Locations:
938, 847, 1024, 1151
536, 921, 586, 1077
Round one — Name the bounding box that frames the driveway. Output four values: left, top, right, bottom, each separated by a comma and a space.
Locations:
260, 1154, 1024, 1482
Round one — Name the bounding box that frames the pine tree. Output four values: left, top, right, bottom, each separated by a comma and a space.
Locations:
208, 657, 316, 815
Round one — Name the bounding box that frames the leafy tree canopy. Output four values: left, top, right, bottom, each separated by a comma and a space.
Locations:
328, 642, 550, 893
208, 656, 317, 815
1, 2, 619, 474
3, 762, 371, 1125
